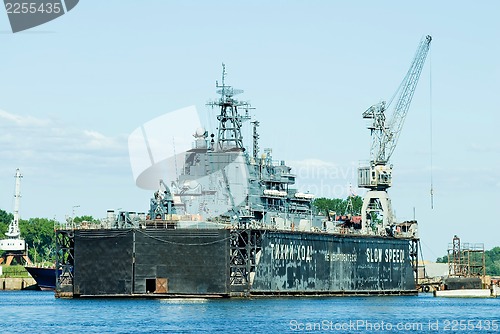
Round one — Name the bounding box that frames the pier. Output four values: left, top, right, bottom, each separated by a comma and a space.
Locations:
0, 277, 36, 290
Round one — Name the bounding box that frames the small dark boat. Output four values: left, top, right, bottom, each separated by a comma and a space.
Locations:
25, 266, 59, 291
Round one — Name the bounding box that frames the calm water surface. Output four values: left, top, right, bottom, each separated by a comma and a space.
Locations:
0, 291, 498, 333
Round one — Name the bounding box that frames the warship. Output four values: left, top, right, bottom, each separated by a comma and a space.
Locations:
55, 37, 431, 298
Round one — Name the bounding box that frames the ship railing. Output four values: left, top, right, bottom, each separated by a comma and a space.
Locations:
56, 218, 419, 237
143, 219, 230, 230
246, 222, 376, 237
55, 218, 232, 231
394, 231, 418, 239
56, 220, 111, 230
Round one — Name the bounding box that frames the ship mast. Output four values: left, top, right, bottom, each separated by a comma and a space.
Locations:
207, 63, 250, 151
251, 120, 260, 161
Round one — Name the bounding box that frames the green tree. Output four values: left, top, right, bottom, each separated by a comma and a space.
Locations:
313, 197, 345, 216
485, 247, 500, 276
1, 211, 101, 263
19, 218, 57, 263
436, 255, 450, 264
73, 215, 100, 224
313, 195, 363, 216
435, 246, 500, 276
346, 195, 363, 215
0, 211, 99, 264
0, 209, 14, 236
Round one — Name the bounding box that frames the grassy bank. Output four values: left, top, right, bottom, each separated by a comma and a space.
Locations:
1, 265, 30, 278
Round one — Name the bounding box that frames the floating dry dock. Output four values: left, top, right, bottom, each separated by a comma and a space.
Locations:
55, 225, 419, 298
55, 45, 433, 298
54, 71, 420, 298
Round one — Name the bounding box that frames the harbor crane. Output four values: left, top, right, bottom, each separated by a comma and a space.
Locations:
358, 35, 432, 234
0, 168, 31, 265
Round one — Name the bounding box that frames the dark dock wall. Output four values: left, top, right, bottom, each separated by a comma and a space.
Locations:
63, 228, 416, 297
73, 230, 134, 296
251, 232, 415, 294
133, 229, 230, 295
71, 229, 230, 296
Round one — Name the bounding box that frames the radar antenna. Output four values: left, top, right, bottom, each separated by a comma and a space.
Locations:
207, 63, 250, 151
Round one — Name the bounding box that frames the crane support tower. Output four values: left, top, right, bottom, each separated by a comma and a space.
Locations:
0, 168, 31, 265
358, 35, 432, 234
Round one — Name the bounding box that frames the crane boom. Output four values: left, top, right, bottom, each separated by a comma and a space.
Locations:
383, 35, 432, 163
358, 35, 432, 234
364, 35, 432, 165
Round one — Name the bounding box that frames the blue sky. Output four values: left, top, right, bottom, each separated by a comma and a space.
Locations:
0, 1, 498, 260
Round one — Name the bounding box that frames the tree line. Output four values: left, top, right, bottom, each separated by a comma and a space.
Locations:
0, 209, 98, 264
436, 247, 500, 276
312, 195, 363, 217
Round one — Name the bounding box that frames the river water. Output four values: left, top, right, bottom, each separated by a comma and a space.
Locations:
0, 291, 498, 333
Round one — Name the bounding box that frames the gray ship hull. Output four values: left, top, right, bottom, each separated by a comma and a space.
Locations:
55, 228, 418, 298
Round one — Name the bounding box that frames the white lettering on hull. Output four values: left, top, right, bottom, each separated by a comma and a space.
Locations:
366, 248, 406, 263
270, 243, 313, 262
324, 252, 357, 262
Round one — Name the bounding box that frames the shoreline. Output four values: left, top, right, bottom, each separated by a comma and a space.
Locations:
0, 277, 37, 290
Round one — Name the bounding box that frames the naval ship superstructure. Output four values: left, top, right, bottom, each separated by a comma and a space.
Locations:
55, 66, 419, 298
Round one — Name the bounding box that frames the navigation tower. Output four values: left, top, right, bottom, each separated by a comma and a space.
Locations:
207, 63, 251, 151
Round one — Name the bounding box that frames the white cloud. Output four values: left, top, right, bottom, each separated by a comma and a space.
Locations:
288, 158, 357, 181
83, 130, 121, 150
128, 106, 201, 189
467, 143, 500, 153
0, 109, 127, 173
0, 109, 51, 127
288, 158, 338, 169
285, 158, 358, 199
